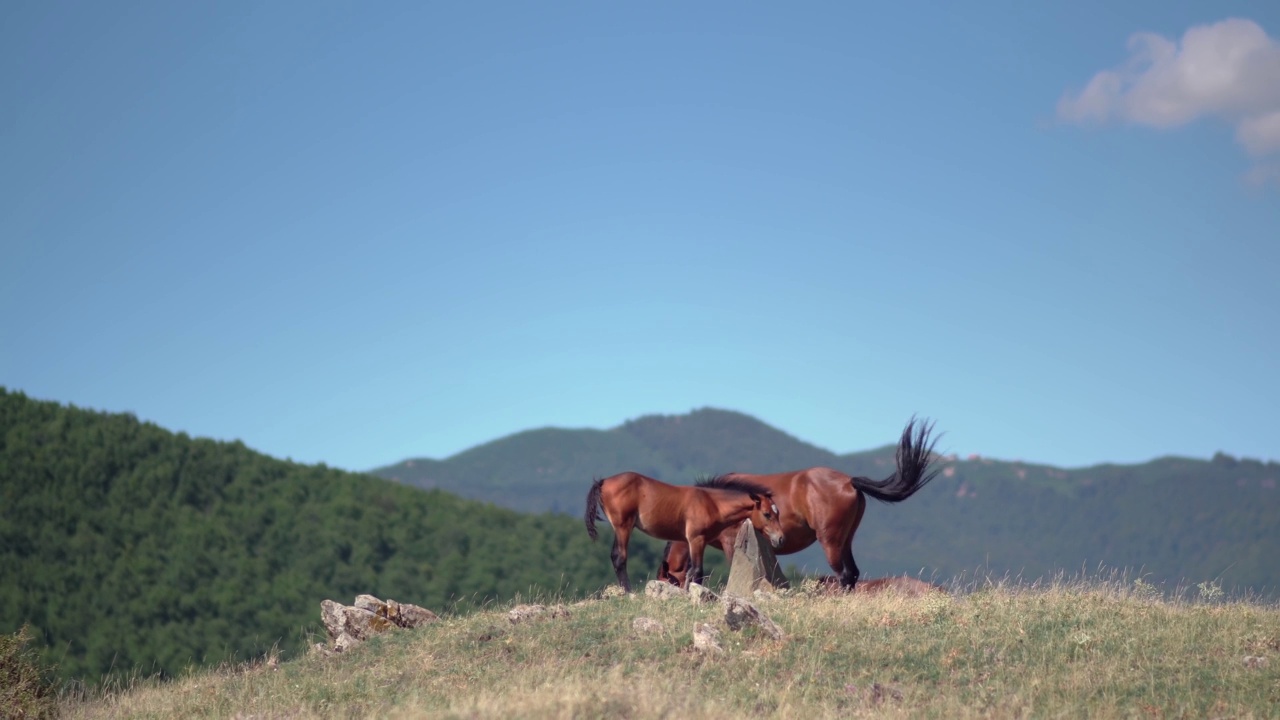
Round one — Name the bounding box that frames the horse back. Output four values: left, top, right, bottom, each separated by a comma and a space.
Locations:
605, 472, 702, 542
728, 467, 857, 526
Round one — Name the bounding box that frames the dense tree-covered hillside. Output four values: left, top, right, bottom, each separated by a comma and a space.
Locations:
374, 408, 1280, 596
0, 389, 667, 684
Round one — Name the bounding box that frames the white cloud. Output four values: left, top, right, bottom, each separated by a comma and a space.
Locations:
1057, 18, 1280, 180
1236, 110, 1280, 157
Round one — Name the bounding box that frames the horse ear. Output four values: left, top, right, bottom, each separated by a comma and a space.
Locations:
749, 492, 762, 504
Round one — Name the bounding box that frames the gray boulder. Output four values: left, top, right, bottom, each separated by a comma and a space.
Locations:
723, 519, 791, 599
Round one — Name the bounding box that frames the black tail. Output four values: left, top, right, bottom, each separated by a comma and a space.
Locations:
584, 477, 605, 541
851, 417, 942, 503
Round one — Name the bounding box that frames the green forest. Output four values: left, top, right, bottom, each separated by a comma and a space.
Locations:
0, 389, 673, 684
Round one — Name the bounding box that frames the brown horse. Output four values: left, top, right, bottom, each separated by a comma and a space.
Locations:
656, 417, 940, 591
584, 472, 785, 591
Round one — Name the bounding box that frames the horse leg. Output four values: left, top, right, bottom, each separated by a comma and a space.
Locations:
838, 541, 861, 590
839, 492, 867, 590
720, 527, 737, 568
686, 536, 708, 589
610, 525, 633, 592
819, 539, 850, 589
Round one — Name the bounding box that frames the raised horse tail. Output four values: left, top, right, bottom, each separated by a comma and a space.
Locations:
584, 477, 605, 541
851, 417, 942, 503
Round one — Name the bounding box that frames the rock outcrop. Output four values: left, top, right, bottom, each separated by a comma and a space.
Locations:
507, 604, 570, 624
319, 594, 438, 653
723, 519, 791, 599
723, 595, 786, 641
644, 580, 686, 600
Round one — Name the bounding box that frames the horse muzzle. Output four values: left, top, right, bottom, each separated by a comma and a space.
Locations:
768, 532, 785, 549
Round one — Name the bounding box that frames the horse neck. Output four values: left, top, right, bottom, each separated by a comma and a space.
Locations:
705, 489, 757, 524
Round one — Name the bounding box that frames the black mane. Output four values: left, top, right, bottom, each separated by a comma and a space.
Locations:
695, 474, 772, 498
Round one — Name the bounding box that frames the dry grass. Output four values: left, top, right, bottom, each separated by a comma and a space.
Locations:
59, 578, 1280, 719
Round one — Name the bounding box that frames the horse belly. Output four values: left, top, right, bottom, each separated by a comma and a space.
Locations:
775, 526, 817, 555
635, 510, 684, 542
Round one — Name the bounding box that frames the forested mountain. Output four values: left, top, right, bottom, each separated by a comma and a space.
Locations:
0, 389, 669, 684
375, 409, 1280, 597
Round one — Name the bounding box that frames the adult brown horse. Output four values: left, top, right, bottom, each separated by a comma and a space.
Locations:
584, 472, 785, 591
656, 417, 940, 591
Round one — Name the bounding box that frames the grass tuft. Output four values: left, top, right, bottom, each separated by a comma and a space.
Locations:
1, 625, 61, 719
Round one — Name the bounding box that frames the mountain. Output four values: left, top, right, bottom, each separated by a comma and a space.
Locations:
374, 408, 884, 513
374, 409, 1280, 597
0, 389, 668, 683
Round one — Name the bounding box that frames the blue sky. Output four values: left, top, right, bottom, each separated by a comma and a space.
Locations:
3, 1, 1278, 472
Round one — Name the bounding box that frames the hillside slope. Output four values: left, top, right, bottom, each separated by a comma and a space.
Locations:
0, 389, 668, 683
57, 582, 1280, 719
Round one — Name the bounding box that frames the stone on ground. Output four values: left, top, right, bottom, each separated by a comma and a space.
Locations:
688, 582, 719, 604
723, 595, 786, 641
507, 604, 570, 624
320, 594, 438, 653
723, 519, 791, 599
692, 622, 723, 653
645, 580, 685, 600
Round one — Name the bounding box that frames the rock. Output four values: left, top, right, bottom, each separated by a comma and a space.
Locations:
386, 600, 439, 628
601, 585, 628, 599
321, 599, 391, 652
723, 519, 790, 599
692, 622, 723, 653
353, 594, 439, 629
508, 604, 570, 624
1243, 655, 1269, 669
753, 588, 782, 603
319, 595, 439, 653
645, 580, 686, 600
723, 596, 785, 641
633, 617, 665, 634
688, 582, 719, 604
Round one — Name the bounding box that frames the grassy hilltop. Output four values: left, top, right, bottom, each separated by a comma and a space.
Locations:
57, 578, 1280, 719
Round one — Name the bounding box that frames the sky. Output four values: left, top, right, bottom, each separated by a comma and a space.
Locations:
3, 1, 1278, 473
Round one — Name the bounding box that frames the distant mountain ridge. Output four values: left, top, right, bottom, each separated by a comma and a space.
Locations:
374, 408, 890, 513
373, 408, 1280, 596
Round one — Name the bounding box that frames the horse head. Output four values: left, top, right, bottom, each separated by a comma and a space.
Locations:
749, 492, 786, 549
657, 541, 688, 587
